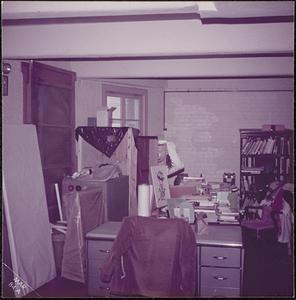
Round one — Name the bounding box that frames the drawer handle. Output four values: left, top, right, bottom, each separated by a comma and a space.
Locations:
99, 249, 110, 253
99, 286, 110, 291
213, 276, 228, 281
213, 256, 227, 260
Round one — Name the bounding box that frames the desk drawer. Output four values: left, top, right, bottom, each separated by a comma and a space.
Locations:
88, 240, 113, 260
201, 246, 241, 267
200, 266, 240, 292
88, 258, 107, 277
88, 275, 111, 297
201, 286, 240, 297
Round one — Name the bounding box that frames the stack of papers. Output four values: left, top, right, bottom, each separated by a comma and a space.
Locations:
217, 206, 240, 224
187, 198, 216, 210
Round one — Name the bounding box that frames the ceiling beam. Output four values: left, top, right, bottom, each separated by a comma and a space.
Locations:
3, 20, 293, 59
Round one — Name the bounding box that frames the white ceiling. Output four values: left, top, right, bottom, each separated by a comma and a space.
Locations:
2, 1, 294, 20
2, 2, 212, 19
2, 1, 294, 78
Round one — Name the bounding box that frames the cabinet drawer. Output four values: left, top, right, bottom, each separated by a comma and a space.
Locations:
201, 246, 241, 267
201, 286, 240, 297
88, 258, 106, 277
88, 275, 111, 297
88, 240, 113, 260
200, 266, 240, 291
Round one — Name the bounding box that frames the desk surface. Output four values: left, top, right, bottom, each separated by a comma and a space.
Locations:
86, 220, 243, 248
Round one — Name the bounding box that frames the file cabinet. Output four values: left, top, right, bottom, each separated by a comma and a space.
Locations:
86, 222, 122, 296
197, 226, 244, 297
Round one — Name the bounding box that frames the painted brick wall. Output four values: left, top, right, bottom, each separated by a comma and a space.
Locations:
164, 80, 293, 184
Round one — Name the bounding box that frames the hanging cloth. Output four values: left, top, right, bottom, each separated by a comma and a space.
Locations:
75, 127, 139, 158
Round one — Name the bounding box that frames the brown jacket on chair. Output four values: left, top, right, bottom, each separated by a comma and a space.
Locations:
100, 216, 196, 297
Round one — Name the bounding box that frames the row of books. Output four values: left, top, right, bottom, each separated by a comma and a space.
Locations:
275, 157, 291, 176
242, 137, 290, 156
241, 176, 252, 192
241, 166, 265, 174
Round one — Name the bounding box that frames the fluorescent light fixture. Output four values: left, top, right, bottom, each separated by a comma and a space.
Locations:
196, 1, 217, 12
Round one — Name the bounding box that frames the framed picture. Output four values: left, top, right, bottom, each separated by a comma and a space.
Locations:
150, 165, 171, 208
2, 75, 8, 96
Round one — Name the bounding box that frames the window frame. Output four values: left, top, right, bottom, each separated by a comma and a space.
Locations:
102, 84, 148, 135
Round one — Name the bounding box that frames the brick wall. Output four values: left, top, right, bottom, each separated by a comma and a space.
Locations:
164, 80, 293, 183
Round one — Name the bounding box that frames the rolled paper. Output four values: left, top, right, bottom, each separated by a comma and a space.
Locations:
149, 185, 154, 211
138, 184, 151, 217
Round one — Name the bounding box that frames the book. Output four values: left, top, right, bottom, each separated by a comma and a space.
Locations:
257, 140, 266, 154
244, 140, 254, 155
241, 166, 264, 174
242, 139, 251, 154
261, 139, 268, 154
254, 139, 263, 154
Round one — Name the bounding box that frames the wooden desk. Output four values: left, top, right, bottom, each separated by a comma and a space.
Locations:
86, 222, 244, 297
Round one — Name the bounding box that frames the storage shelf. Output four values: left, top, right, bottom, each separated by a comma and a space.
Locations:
239, 128, 293, 208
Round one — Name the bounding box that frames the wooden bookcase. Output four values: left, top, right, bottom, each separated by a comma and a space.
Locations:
239, 128, 293, 208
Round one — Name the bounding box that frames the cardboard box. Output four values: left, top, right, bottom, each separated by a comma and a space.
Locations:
169, 185, 196, 198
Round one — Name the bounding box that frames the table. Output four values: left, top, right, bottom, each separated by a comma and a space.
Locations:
86, 221, 244, 297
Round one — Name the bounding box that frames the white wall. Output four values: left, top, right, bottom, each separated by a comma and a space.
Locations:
3, 60, 293, 181
2, 60, 165, 174
68, 57, 293, 78
164, 78, 294, 183
75, 79, 103, 127
2, 60, 24, 124
2, 61, 165, 137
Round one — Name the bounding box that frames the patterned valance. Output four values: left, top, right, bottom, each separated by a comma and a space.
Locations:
75, 127, 139, 158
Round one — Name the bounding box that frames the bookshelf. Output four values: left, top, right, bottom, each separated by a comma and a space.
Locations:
239, 128, 293, 208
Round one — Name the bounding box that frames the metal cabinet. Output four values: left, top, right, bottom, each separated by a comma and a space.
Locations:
86, 222, 122, 297
198, 245, 244, 297
63, 175, 129, 221
87, 239, 113, 296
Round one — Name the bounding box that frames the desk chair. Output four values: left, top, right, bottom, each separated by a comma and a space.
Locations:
241, 205, 277, 240
100, 216, 196, 297
241, 187, 293, 242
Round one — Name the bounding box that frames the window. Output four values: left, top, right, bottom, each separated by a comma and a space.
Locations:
102, 84, 147, 134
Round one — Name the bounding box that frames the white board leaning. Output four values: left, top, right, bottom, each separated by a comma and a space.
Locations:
150, 165, 171, 208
